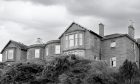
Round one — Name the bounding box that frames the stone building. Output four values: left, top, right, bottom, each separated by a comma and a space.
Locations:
1, 22, 140, 68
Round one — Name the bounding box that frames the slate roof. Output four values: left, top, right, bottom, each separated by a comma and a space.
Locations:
28, 44, 45, 48
1, 40, 28, 53
59, 22, 102, 39
103, 33, 125, 40
103, 33, 138, 44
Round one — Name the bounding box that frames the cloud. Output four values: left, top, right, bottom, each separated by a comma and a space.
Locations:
1, 0, 140, 51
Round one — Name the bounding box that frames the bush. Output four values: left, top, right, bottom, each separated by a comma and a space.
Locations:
0, 62, 44, 84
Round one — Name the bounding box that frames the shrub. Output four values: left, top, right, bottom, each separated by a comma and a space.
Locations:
0, 62, 44, 84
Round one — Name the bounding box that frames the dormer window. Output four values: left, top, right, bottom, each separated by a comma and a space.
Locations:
110, 41, 116, 48
5, 49, 14, 60
7, 49, 14, 60
35, 49, 40, 58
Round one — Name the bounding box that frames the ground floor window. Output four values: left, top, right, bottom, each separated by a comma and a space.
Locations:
110, 57, 116, 67
35, 49, 40, 58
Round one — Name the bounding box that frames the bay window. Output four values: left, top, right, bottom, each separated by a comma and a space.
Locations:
65, 33, 83, 48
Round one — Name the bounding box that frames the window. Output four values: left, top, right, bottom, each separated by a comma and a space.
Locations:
110, 57, 116, 67
55, 45, 60, 54
7, 49, 14, 60
35, 49, 40, 58
94, 56, 98, 60
79, 33, 83, 45
46, 47, 49, 56
65, 36, 68, 48
110, 41, 116, 48
64, 50, 85, 57
65, 33, 83, 48
75, 34, 78, 46
5, 51, 8, 60
69, 34, 74, 47
27, 50, 30, 59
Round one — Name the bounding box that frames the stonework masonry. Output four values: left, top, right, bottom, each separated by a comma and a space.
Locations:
1, 22, 140, 68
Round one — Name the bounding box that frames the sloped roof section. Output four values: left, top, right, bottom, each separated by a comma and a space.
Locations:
103, 33, 138, 44
28, 44, 45, 48
59, 22, 102, 39
103, 33, 124, 40
1, 40, 28, 53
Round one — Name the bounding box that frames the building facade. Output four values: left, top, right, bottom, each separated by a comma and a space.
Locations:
1, 22, 140, 68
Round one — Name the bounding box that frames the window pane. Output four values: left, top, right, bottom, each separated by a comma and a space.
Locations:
55, 45, 60, 54
35, 49, 40, 58
27, 50, 30, 59
65, 36, 68, 48
69, 35, 74, 47
5, 51, 8, 60
111, 57, 116, 67
110, 41, 116, 47
79, 33, 83, 45
46, 47, 49, 56
8, 49, 14, 59
75, 34, 78, 46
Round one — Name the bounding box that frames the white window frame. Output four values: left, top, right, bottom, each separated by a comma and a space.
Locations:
7, 49, 14, 60
79, 33, 83, 45
69, 34, 74, 47
110, 41, 116, 48
65, 33, 83, 48
55, 45, 60, 54
65, 36, 68, 48
35, 49, 40, 58
75, 33, 78, 46
46, 47, 49, 56
110, 57, 116, 67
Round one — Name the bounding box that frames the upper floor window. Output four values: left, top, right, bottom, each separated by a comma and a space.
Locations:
69, 35, 74, 47
35, 49, 40, 58
65, 33, 83, 48
79, 33, 83, 45
55, 45, 60, 54
110, 57, 116, 67
6, 49, 14, 60
110, 41, 116, 48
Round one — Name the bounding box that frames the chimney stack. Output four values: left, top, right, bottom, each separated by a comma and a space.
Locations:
128, 25, 135, 38
99, 23, 104, 37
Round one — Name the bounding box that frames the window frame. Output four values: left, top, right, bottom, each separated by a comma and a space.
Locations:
65, 32, 83, 48
46, 47, 49, 56
55, 45, 61, 54
35, 49, 40, 58
110, 57, 116, 67
6, 49, 14, 60
110, 41, 116, 48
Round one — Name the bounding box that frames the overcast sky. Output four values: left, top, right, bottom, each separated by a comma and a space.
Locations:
0, 0, 140, 61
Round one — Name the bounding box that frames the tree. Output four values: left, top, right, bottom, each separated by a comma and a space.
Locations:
119, 59, 139, 84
